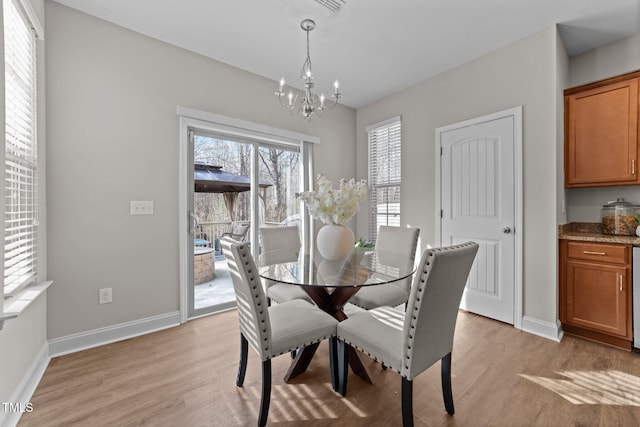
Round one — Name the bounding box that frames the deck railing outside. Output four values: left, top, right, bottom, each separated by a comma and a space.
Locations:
195, 221, 236, 250
195, 220, 287, 251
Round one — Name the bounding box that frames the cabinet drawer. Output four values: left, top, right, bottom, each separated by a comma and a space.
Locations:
566, 241, 628, 264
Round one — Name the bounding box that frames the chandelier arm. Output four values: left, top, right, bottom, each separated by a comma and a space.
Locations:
277, 91, 301, 111
276, 93, 288, 108
323, 96, 340, 110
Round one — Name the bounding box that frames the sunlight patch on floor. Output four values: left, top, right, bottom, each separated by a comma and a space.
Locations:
235, 382, 369, 422
520, 370, 640, 406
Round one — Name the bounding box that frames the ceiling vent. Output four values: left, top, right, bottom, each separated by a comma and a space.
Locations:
313, 0, 346, 14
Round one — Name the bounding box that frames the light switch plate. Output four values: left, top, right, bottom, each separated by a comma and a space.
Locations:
99, 288, 112, 304
130, 201, 154, 215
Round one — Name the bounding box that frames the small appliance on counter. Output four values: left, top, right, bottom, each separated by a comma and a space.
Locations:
601, 198, 640, 236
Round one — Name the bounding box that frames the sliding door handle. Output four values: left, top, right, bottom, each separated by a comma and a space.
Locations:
190, 212, 197, 234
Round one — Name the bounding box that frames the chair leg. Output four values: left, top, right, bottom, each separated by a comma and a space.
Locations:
337, 339, 349, 396
441, 352, 455, 415
401, 377, 413, 427
290, 349, 297, 359
236, 333, 248, 387
258, 360, 272, 427
329, 337, 339, 392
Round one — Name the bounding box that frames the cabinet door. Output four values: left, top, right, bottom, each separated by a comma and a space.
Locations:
565, 78, 639, 187
565, 260, 629, 337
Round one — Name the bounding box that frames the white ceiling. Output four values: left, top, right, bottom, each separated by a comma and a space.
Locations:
52, 0, 640, 108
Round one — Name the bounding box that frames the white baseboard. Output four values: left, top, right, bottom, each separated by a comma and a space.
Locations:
1, 343, 50, 427
48, 311, 181, 357
521, 316, 563, 342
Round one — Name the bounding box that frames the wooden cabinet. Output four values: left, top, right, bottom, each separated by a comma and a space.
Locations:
565, 72, 640, 188
559, 240, 633, 350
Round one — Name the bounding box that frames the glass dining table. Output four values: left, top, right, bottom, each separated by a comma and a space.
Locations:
259, 247, 416, 384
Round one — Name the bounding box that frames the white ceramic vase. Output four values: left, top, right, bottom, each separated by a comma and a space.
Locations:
316, 224, 355, 261
636, 225, 640, 237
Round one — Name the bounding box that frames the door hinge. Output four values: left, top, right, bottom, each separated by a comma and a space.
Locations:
440, 209, 443, 218
440, 147, 443, 156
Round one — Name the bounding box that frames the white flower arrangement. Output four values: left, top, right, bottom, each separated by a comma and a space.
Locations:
297, 175, 367, 225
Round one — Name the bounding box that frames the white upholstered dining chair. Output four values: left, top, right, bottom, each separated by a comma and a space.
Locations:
259, 225, 313, 305
349, 226, 420, 310
221, 237, 339, 427
337, 241, 479, 427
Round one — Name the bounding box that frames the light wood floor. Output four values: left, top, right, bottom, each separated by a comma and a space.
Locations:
19, 310, 640, 426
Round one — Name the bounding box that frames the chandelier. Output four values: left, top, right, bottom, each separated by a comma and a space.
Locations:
275, 19, 342, 121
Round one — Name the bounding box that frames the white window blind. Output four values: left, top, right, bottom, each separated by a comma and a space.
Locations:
367, 117, 401, 242
4, 0, 38, 297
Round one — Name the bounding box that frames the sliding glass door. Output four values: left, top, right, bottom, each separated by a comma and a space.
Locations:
258, 145, 301, 227
188, 131, 302, 318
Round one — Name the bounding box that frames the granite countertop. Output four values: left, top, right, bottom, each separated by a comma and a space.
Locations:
558, 222, 640, 245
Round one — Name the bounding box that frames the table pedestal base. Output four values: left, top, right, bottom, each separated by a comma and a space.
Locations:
283, 285, 372, 386
283, 342, 371, 385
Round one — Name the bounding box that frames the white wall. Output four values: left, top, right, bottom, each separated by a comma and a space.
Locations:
45, 2, 356, 339
0, 298, 47, 411
556, 29, 569, 226
0, 0, 49, 419
356, 27, 562, 327
569, 32, 640, 87
566, 32, 640, 222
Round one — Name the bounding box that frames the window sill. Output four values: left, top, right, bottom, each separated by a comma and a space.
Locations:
1, 281, 52, 330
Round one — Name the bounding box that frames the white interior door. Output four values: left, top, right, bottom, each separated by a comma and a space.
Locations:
439, 112, 518, 325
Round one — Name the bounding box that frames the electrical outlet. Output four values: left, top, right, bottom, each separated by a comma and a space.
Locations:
130, 201, 154, 215
99, 288, 112, 304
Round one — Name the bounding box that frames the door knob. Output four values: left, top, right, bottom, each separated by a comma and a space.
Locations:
502, 226, 512, 234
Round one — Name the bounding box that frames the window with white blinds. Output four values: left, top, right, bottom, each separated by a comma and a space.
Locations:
367, 117, 401, 243
4, 0, 38, 297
